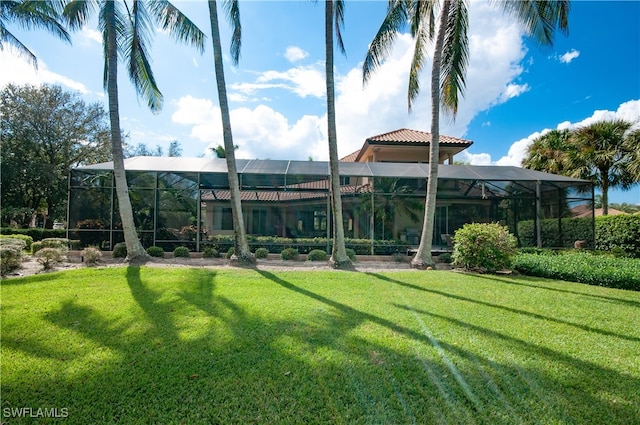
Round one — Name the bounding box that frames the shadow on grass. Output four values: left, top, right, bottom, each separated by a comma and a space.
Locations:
2, 267, 639, 424
365, 272, 640, 344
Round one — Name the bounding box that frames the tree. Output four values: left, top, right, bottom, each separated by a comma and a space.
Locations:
1, 83, 110, 227
168, 140, 182, 157
566, 119, 640, 215
0, 0, 70, 67
207, 0, 254, 265
210, 143, 237, 158
324, 0, 352, 269
522, 129, 572, 175
64, 0, 205, 263
364, 0, 569, 268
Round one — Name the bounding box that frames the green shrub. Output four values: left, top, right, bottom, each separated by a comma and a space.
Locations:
281, 248, 299, 261
307, 249, 327, 262
0, 234, 33, 251
81, 247, 102, 266
147, 246, 165, 258
173, 246, 190, 258
595, 214, 640, 258
112, 242, 127, 258
438, 252, 452, 263
0, 237, 27, 252
203, 247, 218, 258
346, 248, 356, 261
0, 246, 22, 276
0, 228, 66, 241
35, 247, 62, 270
255, 247, 269, 259
226, 247, 235, 259
452, 222, 517, 273
32, 238, 70, 255
513, 251, 640, 291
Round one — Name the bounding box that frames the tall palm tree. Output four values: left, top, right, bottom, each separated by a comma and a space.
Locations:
207, 0, 254, 265
1, 0, 70, 67
522, 129, 573, 174
567, 119, 639, 215
64, 0, 205, 263
325, 0, 351, 269
364, 0, 569, 268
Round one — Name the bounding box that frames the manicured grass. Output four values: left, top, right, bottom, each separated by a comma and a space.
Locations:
2, 267, 639, 424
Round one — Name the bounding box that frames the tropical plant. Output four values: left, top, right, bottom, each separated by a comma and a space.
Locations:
324, 0, 352, 269
0, 0, 70, 67
522, 129, 573, 175
364, 0, 569, 268
566, 120, 640, 215
63, 0, 205, 263
206, 0, 254, 265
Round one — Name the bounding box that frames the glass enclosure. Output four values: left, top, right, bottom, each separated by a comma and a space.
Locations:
68, 159, 594, 252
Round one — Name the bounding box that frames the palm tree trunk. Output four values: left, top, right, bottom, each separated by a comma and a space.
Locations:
208, 0, 254, 265
411, 0, 451, 269
325, 0, 352, 269
105, 3, 147, 263
600, 169, 609, 215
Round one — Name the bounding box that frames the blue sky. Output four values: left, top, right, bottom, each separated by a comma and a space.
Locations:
2, 0, 639, 204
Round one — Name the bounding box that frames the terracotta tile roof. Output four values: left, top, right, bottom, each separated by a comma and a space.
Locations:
366, 128, 472, 146
340, 149, 360, 162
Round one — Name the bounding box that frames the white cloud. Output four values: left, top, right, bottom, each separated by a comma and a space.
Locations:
559, 49, 580, 64
492, 99, 640, 166
175, 2, 553, 161
0, 48, 90, 94
284, 46, 308, 62
81, 26, 102, 45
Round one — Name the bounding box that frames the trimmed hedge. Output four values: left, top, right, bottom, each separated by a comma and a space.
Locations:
452, 223, 517, 273
0, 234, 33, 251
595, 214, 640, 258
513, 251, 640, 291
173, 246, 190, 258
517, 214, 640, 258
147, 246, 165, 258
1, 228, 66, 241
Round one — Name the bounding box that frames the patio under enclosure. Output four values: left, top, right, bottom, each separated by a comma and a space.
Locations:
67, 157, 594, 254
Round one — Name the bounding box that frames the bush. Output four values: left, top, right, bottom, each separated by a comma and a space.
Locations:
0, 234, 33, 251
452, 222, 517, 273
112, 242, 127, 258
35, 247, 62, 270
346, 248, 356, 261
0, 237, 27, 252
147, 246, 165, 258
81, 247, 102, 266
226, 247, 235, 259
307, 249, 327, 262
438, 252, 452, 264
281, 247, 299, 261
391, 252, 405, 263
255, 247, 269, 259
1, 228, 66, 241
33, 238, 70, 254
203, 247, 218, 258
0, 246, 22, 276
595, 214, 640, 258
513, 251, 640, 291
173, 246, 190, 258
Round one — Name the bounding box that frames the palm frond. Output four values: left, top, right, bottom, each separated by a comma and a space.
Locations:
407, 22, 429, 112
221, 0, 241, 65
0, 25, 38, 66
440, 0, 469, 117
362, 0, 408, 85
8, 0, 70, 42
126, 0, 162, 112
148, 0, 206, 54
333, 0, 346, 57
497, 0, 570, 46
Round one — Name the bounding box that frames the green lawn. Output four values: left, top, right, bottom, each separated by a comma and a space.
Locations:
2, 267, 639, 424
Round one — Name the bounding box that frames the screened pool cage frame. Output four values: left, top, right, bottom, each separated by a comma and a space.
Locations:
67, 157, 594, 254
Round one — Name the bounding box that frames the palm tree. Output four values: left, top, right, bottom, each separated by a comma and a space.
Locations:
567, 119, 639, 215
207, 0, 254, 265
522, 129, 573, 174
325, 0, 351, 269
1, 0, 70, 67
64, 0, 205, 263
364, 0, 569, 268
